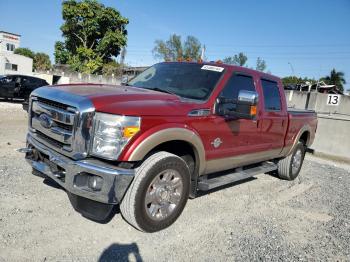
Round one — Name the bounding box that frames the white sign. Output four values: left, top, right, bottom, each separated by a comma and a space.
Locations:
201, 65, 224, 72
327, 94, 341, 106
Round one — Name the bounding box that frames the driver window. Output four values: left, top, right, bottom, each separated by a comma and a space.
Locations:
21, 77, 28, 84
220, 73, 256, 100
219, 73, 256, 112
0, 76, 14, 84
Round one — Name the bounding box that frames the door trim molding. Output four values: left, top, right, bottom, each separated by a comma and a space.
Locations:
204, 148, 281, 175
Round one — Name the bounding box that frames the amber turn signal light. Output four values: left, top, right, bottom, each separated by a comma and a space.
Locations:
123, 126, 140, 138
250, 105, 257, 116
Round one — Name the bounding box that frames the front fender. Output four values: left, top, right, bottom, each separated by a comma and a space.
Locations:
121, 125, 206, 175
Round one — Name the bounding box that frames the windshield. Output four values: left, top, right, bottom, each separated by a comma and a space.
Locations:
128, 63, 224, 100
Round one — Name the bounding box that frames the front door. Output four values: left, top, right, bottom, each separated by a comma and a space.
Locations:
0, 76, 16, 98
206, 72, 264, 161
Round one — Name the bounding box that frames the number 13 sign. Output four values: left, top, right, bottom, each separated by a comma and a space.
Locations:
327, 94, 341, 106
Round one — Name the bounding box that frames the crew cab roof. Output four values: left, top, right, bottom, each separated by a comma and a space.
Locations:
161, 61, 281, 82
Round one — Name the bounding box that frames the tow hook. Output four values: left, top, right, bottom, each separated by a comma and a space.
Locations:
17, 148, 33, 154
17, 147, 39, 161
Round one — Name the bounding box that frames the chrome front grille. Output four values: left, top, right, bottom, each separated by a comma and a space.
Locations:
28, 87, 95, 160
31, 99, 77, 151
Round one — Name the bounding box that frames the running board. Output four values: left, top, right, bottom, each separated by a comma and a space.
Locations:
197, 162, 277, 191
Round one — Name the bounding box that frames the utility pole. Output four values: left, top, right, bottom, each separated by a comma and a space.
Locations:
120, 47, 126, 78
288, 62, 295, 75
200, 45, 206, 61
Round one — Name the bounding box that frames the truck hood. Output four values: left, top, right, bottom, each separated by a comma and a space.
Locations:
47, 84, 197, 116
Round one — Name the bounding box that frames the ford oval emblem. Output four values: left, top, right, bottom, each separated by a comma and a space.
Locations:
39, 114, 53, 129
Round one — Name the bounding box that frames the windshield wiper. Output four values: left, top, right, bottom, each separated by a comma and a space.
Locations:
149, 87, 178, 96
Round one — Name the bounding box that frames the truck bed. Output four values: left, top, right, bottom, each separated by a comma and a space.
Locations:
288, 108, 316, 115
284, 108, 318, 151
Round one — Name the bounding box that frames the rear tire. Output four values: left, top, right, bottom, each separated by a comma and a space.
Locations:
277, 141, 305, 180
120, 151, 190, 232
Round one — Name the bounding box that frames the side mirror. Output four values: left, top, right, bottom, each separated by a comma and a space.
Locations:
215, 90, 258, 119
238, 90, 258, 105
121, 76, 128, 86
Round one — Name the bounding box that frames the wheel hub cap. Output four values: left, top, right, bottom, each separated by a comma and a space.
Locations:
158, 188, 170, 202
292, 149, 302, 175
145, 169, 183, 221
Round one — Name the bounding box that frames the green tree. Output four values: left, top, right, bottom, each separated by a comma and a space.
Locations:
54, 0, 128, 73
183, 36, 201, 60
282, 76, 302, 86
256, 57, 267, 72
14, 48, 35, 59
34, 53, 52, 71
223, 52, 248, 66
282, 76, 317, 87
54, 42, 70, 64
322, 69, 346, 92
101, 60, 121, 75
67, 46, 102, 73
14, 48, 51, 71
153, 34, 202, 61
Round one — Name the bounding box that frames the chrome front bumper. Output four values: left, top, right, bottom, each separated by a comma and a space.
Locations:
24, 134, 135, 205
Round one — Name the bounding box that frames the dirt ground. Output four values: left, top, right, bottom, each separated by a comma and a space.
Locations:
0, 101, 349, 261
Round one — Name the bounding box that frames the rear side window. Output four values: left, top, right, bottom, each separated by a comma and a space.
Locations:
220, 73, 256, 100
261, 79, 281, 111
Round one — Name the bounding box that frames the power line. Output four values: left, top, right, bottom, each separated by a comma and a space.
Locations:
126, 43, 350, 49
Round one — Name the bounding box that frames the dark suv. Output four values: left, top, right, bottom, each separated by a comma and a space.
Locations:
0, 75, 48, 101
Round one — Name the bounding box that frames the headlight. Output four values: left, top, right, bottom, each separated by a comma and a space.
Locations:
91, 113, 141, 160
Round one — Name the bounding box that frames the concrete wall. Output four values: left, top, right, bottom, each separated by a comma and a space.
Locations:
32, 73, 53, 85
285, 90, 350, 114
311, 114, 350, 161
285, 90, 350, 162
285, 90, 309, 109
68, 73, 121, 85
34, 69, 122, 85
313, 93, 350, 115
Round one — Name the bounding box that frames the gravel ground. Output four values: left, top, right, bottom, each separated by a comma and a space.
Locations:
0, 102, 349, 261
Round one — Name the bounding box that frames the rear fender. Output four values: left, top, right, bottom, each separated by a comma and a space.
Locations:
281, 124, 312, 157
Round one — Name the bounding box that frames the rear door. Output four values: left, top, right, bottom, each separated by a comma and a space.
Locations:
259, 79, 288, 152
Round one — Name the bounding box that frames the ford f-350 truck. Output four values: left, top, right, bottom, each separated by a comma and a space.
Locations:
20, 62, 317, 232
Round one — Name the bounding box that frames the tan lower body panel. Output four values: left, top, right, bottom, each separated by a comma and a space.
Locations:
204, 148, 282, 175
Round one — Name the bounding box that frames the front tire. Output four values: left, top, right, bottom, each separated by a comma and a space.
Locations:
120, 151, 190, 232
277, 141, 306, 180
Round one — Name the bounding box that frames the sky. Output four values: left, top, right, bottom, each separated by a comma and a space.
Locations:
0, 0, 349, 90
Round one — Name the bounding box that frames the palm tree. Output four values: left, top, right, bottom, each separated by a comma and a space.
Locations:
323, 69, 346, 92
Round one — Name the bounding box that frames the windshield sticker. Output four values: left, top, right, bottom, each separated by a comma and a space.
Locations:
201, 65, 224, 72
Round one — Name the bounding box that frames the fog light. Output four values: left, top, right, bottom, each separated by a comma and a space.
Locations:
88, 175, 103, 191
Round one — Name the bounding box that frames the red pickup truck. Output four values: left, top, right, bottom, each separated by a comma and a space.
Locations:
21, 62, 317, 232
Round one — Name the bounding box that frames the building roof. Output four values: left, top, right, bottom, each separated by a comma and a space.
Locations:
0, 31, 21, 37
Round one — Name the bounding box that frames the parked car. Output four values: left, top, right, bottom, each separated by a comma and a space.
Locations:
0, 75, 48, 101
20, 62, 317, 232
